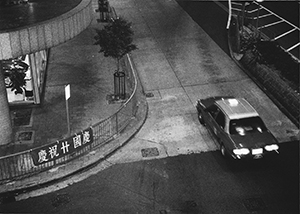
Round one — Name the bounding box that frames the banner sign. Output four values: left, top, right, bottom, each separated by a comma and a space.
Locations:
31, 127, 93, 166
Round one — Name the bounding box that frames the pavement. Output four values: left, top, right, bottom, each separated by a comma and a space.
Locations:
1, 1, 129, 156
0, 0, 299, 201
0, 0, 148, 195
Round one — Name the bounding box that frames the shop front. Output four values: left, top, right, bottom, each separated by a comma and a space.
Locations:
2, 49, 48, 105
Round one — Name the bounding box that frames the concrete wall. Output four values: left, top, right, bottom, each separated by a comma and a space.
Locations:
0, 0, 93, 60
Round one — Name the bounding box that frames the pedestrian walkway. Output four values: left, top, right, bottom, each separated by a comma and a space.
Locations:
0, 3, 124, 156
0, 0, 148, 196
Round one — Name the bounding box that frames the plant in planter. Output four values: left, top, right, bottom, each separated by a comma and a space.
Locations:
255, 41, 299, 90
241, 38, 299, 92
2, 59, 28, 94
94, 17, 137, 100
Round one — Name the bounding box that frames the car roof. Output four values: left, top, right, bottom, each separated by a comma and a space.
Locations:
215, 98, 259, 120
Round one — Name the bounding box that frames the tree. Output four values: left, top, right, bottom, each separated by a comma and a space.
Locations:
94, 17, 137, 100
94, 17, 137, 73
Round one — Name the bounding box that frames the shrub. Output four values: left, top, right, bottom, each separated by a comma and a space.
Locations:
255, 41, 299, 90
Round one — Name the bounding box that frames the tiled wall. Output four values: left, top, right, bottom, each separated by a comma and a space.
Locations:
0, 0, 93, 60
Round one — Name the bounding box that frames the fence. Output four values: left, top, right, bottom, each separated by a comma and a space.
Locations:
0, 54, 138, 183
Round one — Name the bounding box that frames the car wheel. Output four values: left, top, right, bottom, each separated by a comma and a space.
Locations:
198, 111, 205, 125
220, 144, 226, 157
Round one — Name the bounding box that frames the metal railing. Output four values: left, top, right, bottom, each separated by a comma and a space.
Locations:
234, 1, 299, 61
0, 54, 138, 183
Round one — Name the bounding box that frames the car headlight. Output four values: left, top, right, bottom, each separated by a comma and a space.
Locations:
233, 148, 250, 155
265, 144, 279, 151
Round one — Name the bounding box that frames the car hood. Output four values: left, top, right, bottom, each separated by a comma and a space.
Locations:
230, 131, 278, 149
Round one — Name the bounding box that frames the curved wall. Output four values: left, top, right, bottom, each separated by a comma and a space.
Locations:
0, 0, 93, 60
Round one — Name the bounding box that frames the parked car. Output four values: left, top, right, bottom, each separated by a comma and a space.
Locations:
196, 96, 279, 159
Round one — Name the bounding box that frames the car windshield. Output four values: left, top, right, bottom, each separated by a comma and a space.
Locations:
229, 116, 267, 136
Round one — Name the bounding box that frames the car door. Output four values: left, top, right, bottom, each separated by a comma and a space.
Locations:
204, 105, 220, 136
214, 111, 226, 139
208, 108, 228, 145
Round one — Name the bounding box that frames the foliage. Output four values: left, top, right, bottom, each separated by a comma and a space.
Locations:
2, 59, 27, 94
94, 17, 137, 72
240, 32, 299, 91
240, 31, 260, 56
8, 70, 26, 94
255, 41, 299, 86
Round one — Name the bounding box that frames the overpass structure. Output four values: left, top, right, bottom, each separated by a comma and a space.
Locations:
218, 0, 299, 61
233, 1, 299, 61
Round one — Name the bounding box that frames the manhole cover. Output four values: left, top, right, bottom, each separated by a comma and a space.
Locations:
141, 147, 159, 157
243, 197, 266, 212
12, 109, 32, 126
16, 131, 34, 141
145, 92, 154, 98
52, 193, 70, 208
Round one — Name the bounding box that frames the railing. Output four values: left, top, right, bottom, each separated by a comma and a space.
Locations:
234, 1, 299, 61
0, 54, 138, 183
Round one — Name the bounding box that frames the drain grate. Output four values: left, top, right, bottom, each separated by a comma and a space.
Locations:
243, 197, 266, 212
52, 193, 70, 208
16, 131, 34, 141
12, 109, 32, 126
145, 92, 154, 98
141, 147, 159, 157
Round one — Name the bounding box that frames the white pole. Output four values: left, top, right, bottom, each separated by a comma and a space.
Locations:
65, 84, 71, 136
226, 0, 232, 29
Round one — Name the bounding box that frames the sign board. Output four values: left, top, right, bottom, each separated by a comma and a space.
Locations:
65, 84, 70, 100
31, 127, 93, 166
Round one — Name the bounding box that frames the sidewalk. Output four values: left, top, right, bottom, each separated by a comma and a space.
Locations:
0, 0, 148, 195
1, 3, 123, 156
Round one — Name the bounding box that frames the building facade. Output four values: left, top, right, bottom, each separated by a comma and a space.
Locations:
0, 0, 93, 105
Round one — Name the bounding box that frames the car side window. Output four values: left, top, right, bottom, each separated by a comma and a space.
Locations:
207, 105, 219, 118
215, 111, 225, 129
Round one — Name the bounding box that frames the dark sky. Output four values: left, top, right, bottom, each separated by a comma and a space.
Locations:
261, 1, 299, 26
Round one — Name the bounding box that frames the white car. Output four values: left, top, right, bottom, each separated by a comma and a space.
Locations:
196, 96, 279, 159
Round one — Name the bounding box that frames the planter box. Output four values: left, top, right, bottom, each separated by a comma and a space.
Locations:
240, 50, 300, 127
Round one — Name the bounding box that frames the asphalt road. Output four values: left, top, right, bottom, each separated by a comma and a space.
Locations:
0, 141, 298, 214
0, 1, 298, 213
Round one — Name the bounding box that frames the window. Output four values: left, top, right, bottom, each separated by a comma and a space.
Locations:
229, 116, 267, 135
215, 111, 225, 129
207, 105, 219, 118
